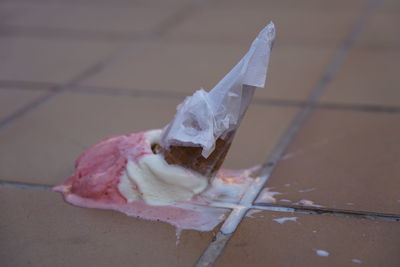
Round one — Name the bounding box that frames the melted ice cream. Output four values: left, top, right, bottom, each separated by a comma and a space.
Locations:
118, 154, 207, 206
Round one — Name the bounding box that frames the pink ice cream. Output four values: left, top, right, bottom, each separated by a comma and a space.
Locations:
54, 129, 257, 231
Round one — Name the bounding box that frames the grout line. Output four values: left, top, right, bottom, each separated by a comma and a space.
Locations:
2, 177, 398, 224
67, 85, 400, 114
0, 25, 142, 42
195, 0, 382, 266
252, 204, 400, 222
0, 89, 62, 131
0, 180, 53, 192
2, 80, 400, 114
69, 85, 188, 99
0, 80, 58, 90
315, 102, 400, 114
196, 232, 233, 267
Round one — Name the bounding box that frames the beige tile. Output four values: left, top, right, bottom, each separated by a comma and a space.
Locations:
0, 88, 46, 121
260, 44, 336, 101
0, 92, 180, 184
0, 187, 214, 267
0, 36, 123, 83
82, 41, 249, 93
257, 109, 400, 214
224, 105, 297, 169
0, 91, 296, 185
165, 6, 358, 44
82, 41, 335, 101
0, 2, 180, 35
216, 209, 400, 267
357, 11, 400, 46
321, 48, 400, 106
381, 0, 400, 12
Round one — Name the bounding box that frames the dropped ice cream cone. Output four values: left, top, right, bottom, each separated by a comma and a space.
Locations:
159, 22, 275, 178
54, 22, 276, 232
159, 130, 236, 178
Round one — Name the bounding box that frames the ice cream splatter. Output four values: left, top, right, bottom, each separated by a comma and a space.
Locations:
294, 199, 323, 207
346, 202, 354, 206
246, 209, 262, 218
298, 188, 315, 193
175, 228, 182, 245
281, 150, 304, 160
255, 188, 282, 204
352, 259, 362, 264
273, 217, 298, 224
54, 129, 260, 232
279, 199, 292, 203
315, 250, 329, 257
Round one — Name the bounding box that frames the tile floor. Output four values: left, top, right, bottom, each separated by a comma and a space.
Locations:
0, 0, 399, 266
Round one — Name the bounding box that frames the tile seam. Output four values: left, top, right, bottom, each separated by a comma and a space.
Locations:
60, 85, 400, 114
252, 204, 400, 222
1, 179, 398, 224
0, 25, 143, 42
2, 80, 400, 114
195, 0, 383, 266
0, 180, 52, 192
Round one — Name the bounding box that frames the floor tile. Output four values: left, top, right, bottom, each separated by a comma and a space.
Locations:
0, 186, 214, 267
256, 109, 400, 214
357, 11, 400, 46
0, 36, 123, 84
320, 48, 400, 107
82, 41, 336, 101
165, 6, 358, 45
0, 2, 180, 35
215, 0, 366, 11
216, 209, 400, 267
261, 44, 336, 101
225, 105, 297, 169
380, 0, 400, 12
81, 41, 248, 94
0, 91, 296, 185
0, 88, 46, 121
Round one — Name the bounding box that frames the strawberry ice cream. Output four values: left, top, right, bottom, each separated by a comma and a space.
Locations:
54, 129, 257, 231
54, 22, 275, 232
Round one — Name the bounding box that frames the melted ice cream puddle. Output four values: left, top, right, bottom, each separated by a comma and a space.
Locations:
256, 188, 282, 204
118, 130, 256, 207
294, 199, 323, 207
315, 250, 329, 257
54, 129, 258, 232
118, 155, 207, 205
246, 209, 263, 218
273, 217, 298, 224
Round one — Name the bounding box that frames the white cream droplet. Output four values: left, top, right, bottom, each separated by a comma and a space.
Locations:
315, 250, 329, 257
273, 217, 298, 224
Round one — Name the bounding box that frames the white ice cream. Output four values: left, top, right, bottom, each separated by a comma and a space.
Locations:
118, 130, 208, 206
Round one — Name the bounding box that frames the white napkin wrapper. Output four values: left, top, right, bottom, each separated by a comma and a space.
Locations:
160, 22, 276, 158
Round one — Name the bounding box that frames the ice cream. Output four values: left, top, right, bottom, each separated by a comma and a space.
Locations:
54, 129, 257, 231
160, 22, 275, 178
117, 130, 208, 205
54, 22, 275, 232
